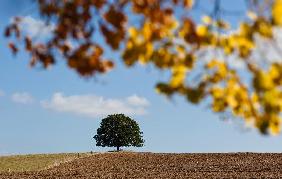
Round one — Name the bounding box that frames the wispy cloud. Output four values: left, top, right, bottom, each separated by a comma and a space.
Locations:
11, 92, 34, 104
126, 94, 150, 106
0, 149, 10, 156
40, 93, 150, 118
15, 16, 54, 38
0, 90, 5, 97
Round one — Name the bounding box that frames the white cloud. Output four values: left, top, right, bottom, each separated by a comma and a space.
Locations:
41, 93, 150, 118
126, 94, 150, 106
11, 92, 34, 104
15, 16, 55, 38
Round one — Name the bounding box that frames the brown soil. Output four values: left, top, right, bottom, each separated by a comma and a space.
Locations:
1, 152, 282, 178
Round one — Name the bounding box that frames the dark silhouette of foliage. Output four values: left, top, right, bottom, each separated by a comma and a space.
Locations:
94, 114, 144, 151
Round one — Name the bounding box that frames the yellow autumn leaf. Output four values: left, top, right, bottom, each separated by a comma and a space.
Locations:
196, 25, 208, 37
239, 23, 252, 37
126, 40, 133, 49
262, 89, 281, 110
128, 27, 138, 38
212, 99, 227, 112
184, 0, 194, 9
269, 64, 280, 80
253, 71, 274, 91
272, 0, 282, 25
237, 37, 254, 49
256, 18, 273, 38
170, 65, 187, 87
210, 87, 224, 98
206, 59, 221, 69
269, 116, 281, 135
139, 42, 153, 65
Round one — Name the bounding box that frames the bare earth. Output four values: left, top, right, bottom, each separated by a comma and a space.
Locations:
1, 152, 282, 178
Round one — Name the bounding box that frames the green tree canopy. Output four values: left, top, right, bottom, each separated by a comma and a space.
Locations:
94, 114, 144, 151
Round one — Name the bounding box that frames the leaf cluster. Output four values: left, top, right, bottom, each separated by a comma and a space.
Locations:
4, 0, 282, 134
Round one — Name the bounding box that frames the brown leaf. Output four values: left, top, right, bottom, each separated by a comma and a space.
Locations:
104, 6, 126, 29
25, 37, 32, 51
8, 43, 18, 55
4, 27, 11, 37
92, 0, 105, 8
101, 25, 124, 49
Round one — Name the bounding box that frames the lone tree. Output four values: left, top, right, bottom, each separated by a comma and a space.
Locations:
94, 114, 144, 151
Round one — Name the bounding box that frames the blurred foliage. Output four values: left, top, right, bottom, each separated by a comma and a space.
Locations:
4, 0, 282, 135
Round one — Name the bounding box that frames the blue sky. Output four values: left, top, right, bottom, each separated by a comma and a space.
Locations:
1, 0, 282, 155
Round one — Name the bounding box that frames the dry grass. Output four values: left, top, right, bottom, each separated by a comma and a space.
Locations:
0, 152, 90, 172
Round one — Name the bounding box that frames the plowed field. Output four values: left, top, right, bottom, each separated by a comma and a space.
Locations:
1, 152, 282, 178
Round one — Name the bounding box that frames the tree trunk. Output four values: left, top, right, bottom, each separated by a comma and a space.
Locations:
117, 146, 120, 151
